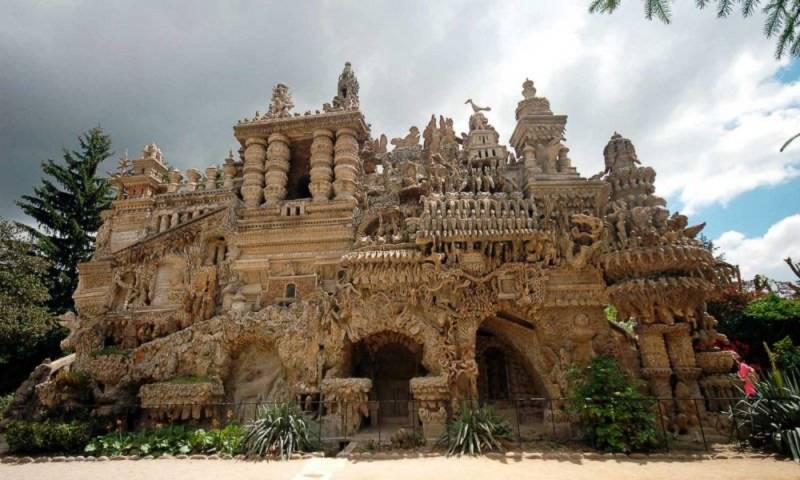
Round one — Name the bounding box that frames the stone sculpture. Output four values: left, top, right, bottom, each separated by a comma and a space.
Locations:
3, 66, 739, 441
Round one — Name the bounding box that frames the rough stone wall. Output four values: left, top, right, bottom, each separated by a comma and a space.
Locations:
5, 67, 736, 436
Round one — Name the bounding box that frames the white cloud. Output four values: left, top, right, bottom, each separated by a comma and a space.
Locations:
1, 0, 798, 223
715, 214, 800, 280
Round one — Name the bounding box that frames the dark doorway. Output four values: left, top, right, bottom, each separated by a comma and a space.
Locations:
352, 332, 426, 424
481, 347, 509, 400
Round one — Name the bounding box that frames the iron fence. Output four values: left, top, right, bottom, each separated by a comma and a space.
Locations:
13, 396, 763, 452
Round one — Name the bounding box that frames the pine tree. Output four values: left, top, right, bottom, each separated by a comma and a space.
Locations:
17, 127, 114, 313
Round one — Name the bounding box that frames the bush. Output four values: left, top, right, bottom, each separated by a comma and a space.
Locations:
85, 423, 244, 457
566, 357, 659, 453
715, 293, 800, 366
244, 402, 317, 460
773, 336, 800, 372
0, 392, 12, 419
438, 404, 512, 456
6, 419, 92, 454
729, 368, 800, 462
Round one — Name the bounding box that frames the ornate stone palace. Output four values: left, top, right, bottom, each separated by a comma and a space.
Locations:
11, 63, 739, 437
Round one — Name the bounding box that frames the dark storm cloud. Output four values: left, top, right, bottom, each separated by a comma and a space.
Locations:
0, 0, 496, 222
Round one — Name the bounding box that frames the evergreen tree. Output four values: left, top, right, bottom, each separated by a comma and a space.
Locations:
17, 127, 114, 313
589, 0, 800, 59
0, 219, 60, 393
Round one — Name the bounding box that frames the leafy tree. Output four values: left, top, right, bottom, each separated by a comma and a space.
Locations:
566, 357, 659, 452
716, 292, 800, 365
0, 219, 61, 393
17, 127, 115, 313
589, 1, 800, 59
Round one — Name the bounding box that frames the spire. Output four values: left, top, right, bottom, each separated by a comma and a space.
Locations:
603, 132, 641, 174
332, 61, 360, 110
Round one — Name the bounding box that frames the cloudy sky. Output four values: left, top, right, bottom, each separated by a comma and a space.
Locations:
1, 0, 798, 279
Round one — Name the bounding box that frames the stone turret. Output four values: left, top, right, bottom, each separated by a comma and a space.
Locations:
600, 132, 733, 434
510, 80, 578, 193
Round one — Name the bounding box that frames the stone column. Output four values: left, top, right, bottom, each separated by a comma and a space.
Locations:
309, 129, 334, 202
222, 162, 236, 190
667, 325, 705, 422
637, 325, 673, 396
167, 169, 182, 193
204, 166, 218, 191
522, 143, 539, 197
333, 128, 359, 201
185, 169, 201, 192
241, 138, 267, 208
264, 133, 290, 203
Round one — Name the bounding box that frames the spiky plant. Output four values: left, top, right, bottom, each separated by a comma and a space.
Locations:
438, 404, 512, 456
244, 402, 317, 460
729, 366, 800, 462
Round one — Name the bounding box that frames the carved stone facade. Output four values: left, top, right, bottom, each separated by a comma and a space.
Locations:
9, 64, 738, 435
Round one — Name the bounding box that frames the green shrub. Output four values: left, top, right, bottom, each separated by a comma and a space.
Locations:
0, 392, 12, 419
244, 402, 317, 460
438, 404, 512, 456
773, 336, 800, 372
729, 367, 800, 462
85, 423, 244, 457
566, 357, 659, 453
6, 419, 92, 454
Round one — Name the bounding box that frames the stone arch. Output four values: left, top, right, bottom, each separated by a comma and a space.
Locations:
477, 315, 558, 399
350, 331, 427, 422
346, 323, 444, 376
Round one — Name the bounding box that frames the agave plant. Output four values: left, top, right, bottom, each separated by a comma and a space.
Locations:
729, 368, 800, 462
438, 404, 512, 456
244, 402, 317, 460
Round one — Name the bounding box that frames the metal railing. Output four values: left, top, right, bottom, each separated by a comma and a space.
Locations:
15, 395, 760, 452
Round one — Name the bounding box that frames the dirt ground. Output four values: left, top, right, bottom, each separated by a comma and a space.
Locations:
1, 457, 798, 480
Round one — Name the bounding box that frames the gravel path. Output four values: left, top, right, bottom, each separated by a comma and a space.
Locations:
1, 457, 797, 480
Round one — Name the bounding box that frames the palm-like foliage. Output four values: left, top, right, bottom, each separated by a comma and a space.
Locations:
244, 403, 317, 460
438, 405, 512, 456
589, 0, 800, 59
729, 368, 800, 462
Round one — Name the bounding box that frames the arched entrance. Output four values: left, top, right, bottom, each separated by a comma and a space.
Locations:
476, 328, 541, 402
352, 332, 426, 424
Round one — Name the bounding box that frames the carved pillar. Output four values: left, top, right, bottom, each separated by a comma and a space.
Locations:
167, 169, 182, 193
222, 162, 236, 190
637, 325, 672, 395
309, 129, 334, 202
204, 166, 218, 191
410, 376, 449, 440
333, 128, 359, 201
158, 214, 169, 232
185, 169, 201, 192
264, 133, 290, 203
523, 143, 539, 197
667, 325, 705, 422
241, 138, 267, 208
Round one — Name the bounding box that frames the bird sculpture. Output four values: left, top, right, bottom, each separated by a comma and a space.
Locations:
464, 99, 491, 113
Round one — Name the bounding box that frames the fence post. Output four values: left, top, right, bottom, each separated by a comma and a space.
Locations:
656, 398, 669, 451
377, 400, 382, 450
693, 398, 708, 452
549, 398, 556, 439
514, 399, 522, 448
